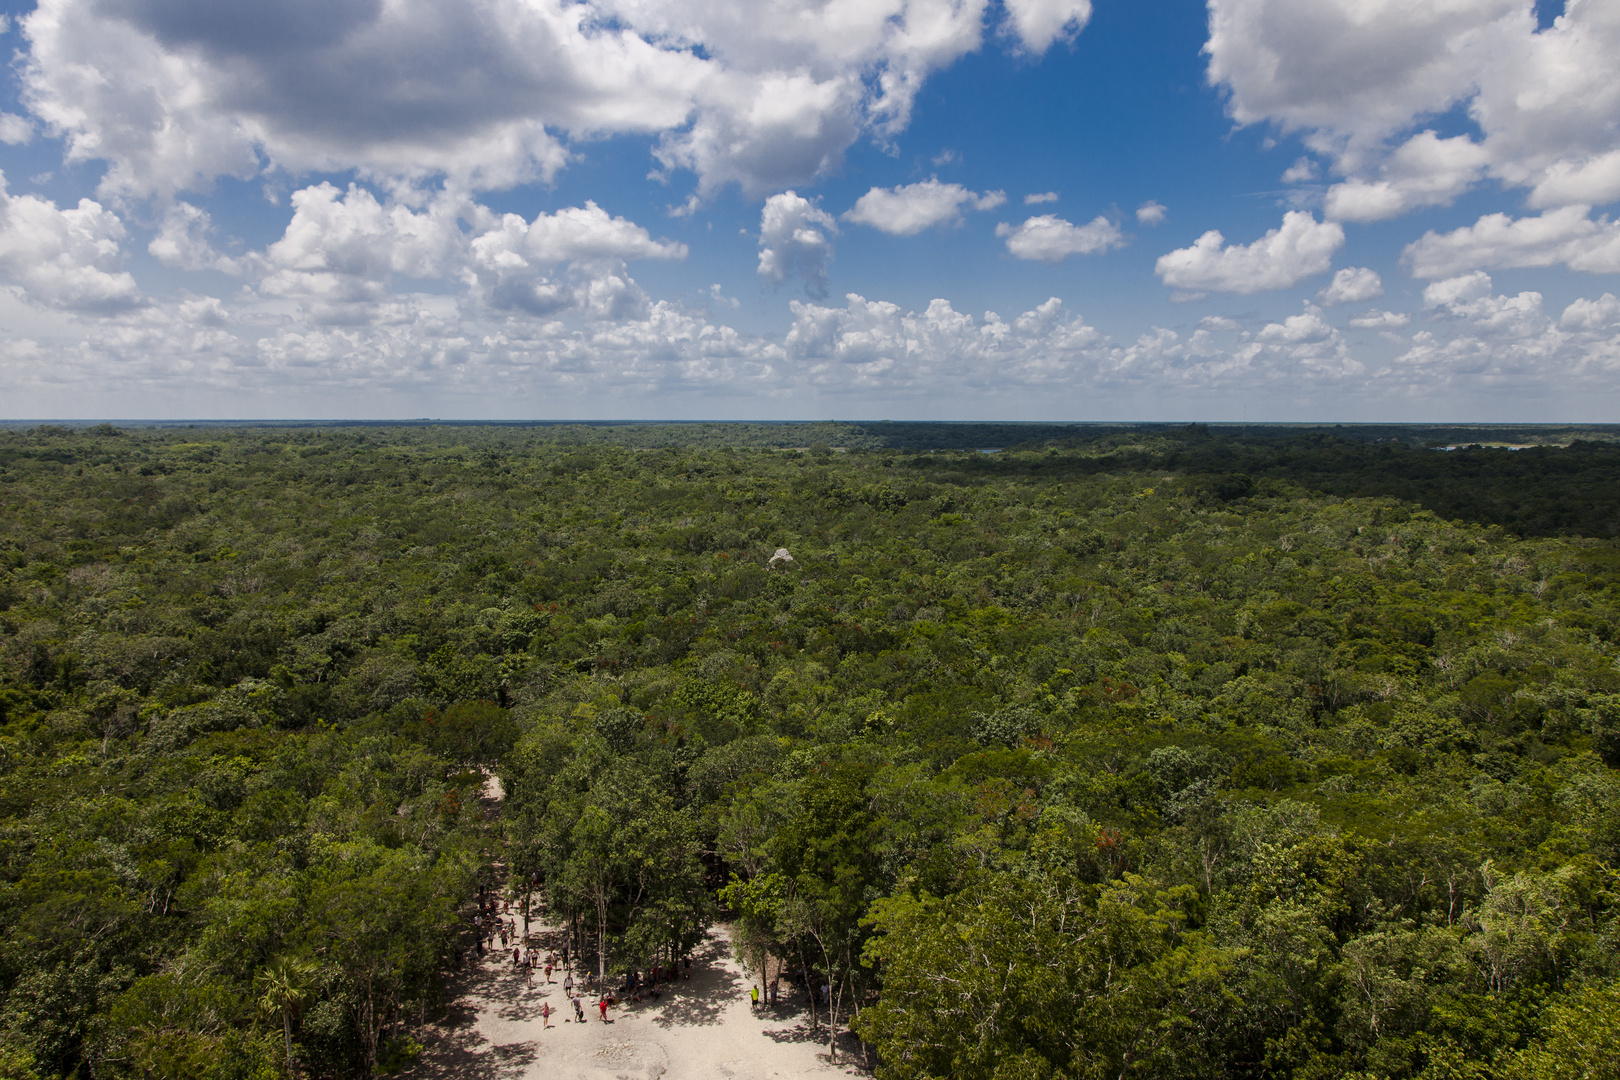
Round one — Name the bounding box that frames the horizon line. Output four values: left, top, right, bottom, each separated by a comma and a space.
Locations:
5, 419, 1620, 428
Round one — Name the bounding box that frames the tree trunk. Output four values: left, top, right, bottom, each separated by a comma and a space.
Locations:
817, 943, 840, 1063
596, 894, 609, 986
362, 971, 378, 1077
827, 977, 840, 1062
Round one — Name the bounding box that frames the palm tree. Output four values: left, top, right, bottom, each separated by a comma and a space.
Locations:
257, 957, 316, 1077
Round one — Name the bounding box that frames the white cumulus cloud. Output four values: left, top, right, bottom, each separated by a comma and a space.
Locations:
1348, 309, 1410, 330
0, 113, 33, 145
1323, 132, 1490, 222
1155, 211, 1343, 294
1413, 273, 1563, 365
1532, 152, 1620, 210
1402, 205, 1620, 279
996, 214, 1124, 262
500, 202, 689, 265
1205, 0, 1517, 154
1205, 0, 1620, 218
469, 200, 686, 319
177, 295, 229, 327
259, 184, 477, 318
1281, 157, 1318, 184
1422, 271, 1494, 310
1391, 272, 1573, 386
785, 292, 1105, 389
1135, 200, 1167, 226
233, 183, 684, 324
758, 191, 838, 297
843, 179, 1006, 236
148, 202, 248, 275
1024, 191, 1059, 205
13, 272, 1620, 415
1256, 302, 1336, 345
1000, 0, 1092, 54
0, 171, 142, 312
18, 0, 1054, 200
1562, 293, 1620, 332
1318, 266, 1383, 306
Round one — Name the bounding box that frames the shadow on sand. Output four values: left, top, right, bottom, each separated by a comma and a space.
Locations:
403, 1024, 537, 1080
761, 1021, 871, 1072
760, 1022, 823, 1045
646, 932, 745, 1030
401, 956, 553, 1079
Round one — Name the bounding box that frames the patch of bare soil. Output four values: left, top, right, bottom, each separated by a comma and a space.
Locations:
403, 923, 869, 1080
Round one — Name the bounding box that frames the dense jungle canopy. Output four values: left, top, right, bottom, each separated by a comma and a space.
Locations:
3, 421, 1620, 1079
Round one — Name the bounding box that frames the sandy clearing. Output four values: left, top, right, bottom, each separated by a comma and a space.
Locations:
402, 921, 870, 1080
408, 769, 866, 1079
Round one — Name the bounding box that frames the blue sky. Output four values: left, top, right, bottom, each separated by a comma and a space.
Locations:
0, 0, 1617, 421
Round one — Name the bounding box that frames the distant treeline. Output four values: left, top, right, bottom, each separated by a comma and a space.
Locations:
8, 419, 1619, 451
12, 420, 1620, 540
8, 422, 1620, 539
913, 426, 1620, 539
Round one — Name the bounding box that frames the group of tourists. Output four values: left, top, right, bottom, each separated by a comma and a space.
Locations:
538, 992, 596, 1027
470, 880, 700, 1033
748, 979, 784, 1012
513, 942, 560, 988
470, 885, 519, 960
470, 911, 517, 958
614, 958, 691, 1003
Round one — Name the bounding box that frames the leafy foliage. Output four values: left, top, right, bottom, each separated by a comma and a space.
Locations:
3, 423, 1620, 1077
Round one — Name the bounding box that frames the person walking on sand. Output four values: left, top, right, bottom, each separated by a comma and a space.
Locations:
564, 972, 574, 996
750, 985, 759, 1012
545, 960, 553, 983
541, 1001, 551, 1028
598, 998, 610, 1023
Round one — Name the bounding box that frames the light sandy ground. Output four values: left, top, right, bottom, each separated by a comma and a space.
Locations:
401, 922, 869, 1080
403, 771, 868, 1080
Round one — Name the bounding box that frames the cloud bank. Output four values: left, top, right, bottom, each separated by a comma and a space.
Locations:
21, 0, 1099, 200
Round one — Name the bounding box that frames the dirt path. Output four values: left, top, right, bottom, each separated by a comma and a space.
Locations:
404, 770, 867, 1079
403, 921, 868, 1080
